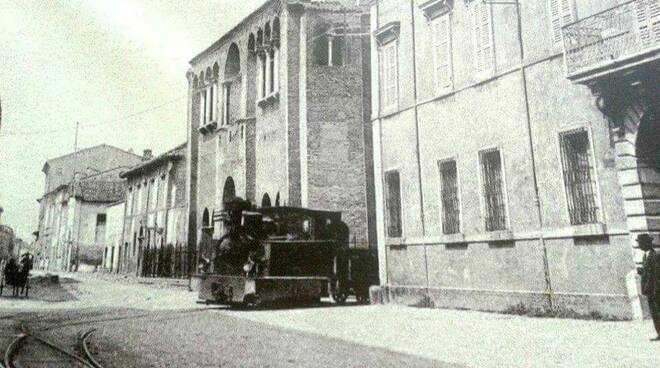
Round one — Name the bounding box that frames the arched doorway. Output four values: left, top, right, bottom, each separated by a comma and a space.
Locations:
635, 107, 660, 238
202, 208, 210, 228
198, 207, 213, 274
261, 193, 271, 208
222, 177, 236, 205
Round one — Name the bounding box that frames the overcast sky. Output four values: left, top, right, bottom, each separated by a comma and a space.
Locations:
0, 0, 267, 240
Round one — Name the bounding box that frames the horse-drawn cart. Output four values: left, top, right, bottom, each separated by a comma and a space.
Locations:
0, 255, 32, 297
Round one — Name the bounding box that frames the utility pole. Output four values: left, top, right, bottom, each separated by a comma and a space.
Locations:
71, 122, 80, 272
483, 0, 554, 309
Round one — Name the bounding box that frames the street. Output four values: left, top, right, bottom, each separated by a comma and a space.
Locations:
1, 274, 658, 367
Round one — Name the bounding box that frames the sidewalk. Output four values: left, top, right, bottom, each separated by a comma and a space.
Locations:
2, 273, 658, 367
218, 304, 660, 368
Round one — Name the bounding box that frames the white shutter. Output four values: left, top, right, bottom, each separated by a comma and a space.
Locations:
380, 42, 397, 109
473, 2, 493, 73
550, 0, 574, 44
636, 0, 660, 46
433, 14, 452, 91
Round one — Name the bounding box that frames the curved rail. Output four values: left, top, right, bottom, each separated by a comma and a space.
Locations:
3, 332, 26, 368
81, 329, 104, 368
4, 324, 98, 368
30, 334, 96, 368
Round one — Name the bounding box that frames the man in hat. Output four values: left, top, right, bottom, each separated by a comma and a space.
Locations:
637, 233, 660, 341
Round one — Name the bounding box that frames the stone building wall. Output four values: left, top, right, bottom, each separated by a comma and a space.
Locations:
370, 0, 637, 319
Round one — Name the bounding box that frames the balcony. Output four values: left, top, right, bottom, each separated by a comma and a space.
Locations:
562, 0, 660, 83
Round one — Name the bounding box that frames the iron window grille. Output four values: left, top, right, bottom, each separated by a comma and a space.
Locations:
559, 129, 599, 225
439, 160, 460, 234
480, 149, 507, 231
385, 170, 402, 238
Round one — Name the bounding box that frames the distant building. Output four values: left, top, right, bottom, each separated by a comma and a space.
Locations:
117, 143, 190, 278
187, 0, 376, 270
36, 144, 144, 271
368, 0, 659, 320
0, 208, 15, 261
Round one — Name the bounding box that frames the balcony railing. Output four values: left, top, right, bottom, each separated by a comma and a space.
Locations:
562, 0, 660, 80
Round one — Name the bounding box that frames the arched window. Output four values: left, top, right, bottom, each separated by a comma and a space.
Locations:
223, 177, 236, 205
275, 192, 280, 207
264, 22, 271, 43
223, 43, 241, 125
261, 193, 272, 208
199, 71, 208, 125
248, 33, 256, 54
313, 33, 345, 66
202, 208, 210, 228
272, 18, 280, 43
225, 44, 241, 78
257, 28, 264, 48
210, 63, 219, 122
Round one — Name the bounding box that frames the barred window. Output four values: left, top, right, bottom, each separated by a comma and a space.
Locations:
480, 149, 507, 231
385, 170, 402, 238
439, 159, 460, 234
559, 129, 599, 225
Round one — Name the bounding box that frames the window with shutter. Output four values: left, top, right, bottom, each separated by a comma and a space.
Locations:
636, 0, 660, 47
432, 13, 452, 92
380, 41, 398, 110
549, 0, 575, 44
472, 2, 493, 74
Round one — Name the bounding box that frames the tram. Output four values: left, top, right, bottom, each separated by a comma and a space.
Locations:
196, 199, 377, 307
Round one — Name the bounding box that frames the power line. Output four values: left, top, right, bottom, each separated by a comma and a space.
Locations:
0, 94, 186, 137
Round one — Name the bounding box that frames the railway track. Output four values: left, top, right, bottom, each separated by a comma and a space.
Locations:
1, 324, 103, 368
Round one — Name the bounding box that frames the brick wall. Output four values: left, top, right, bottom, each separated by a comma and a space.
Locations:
305, 10, 372, 247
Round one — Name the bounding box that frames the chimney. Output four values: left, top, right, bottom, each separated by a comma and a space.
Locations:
142, 149, 153, 161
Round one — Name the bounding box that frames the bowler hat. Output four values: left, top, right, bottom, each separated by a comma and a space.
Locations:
634, 233, 653, 248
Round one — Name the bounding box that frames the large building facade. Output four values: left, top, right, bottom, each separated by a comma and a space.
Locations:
187, 0, 376, 266
369, 0, 658, 319
117, 144, 191, 278
36, 145, 143, 271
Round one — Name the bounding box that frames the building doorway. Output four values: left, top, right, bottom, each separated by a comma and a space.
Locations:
635, 106, 660, 238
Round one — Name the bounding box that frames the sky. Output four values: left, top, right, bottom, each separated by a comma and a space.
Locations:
0, 0, 267, 240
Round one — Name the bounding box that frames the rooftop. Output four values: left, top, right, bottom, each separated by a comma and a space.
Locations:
120, 143, 186, 179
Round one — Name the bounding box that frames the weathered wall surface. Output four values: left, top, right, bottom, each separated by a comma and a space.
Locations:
305, 10, 371, 247
371, 0, 636, 319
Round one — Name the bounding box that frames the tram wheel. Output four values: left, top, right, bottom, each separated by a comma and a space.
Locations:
331, 291, 348, 305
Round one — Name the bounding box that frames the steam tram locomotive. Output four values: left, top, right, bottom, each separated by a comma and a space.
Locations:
197, 199, 377, 307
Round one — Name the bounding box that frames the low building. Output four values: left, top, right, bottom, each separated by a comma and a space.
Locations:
368, 0, 657, 320
36, 144, 144, 271
186, 0, 376, 270
118, 144, 191, 278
